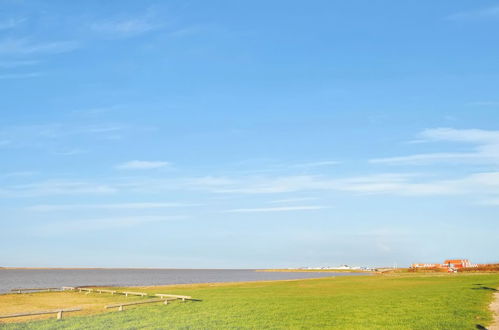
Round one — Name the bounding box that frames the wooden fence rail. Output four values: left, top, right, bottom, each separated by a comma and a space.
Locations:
122, 291, 148, 297
0, 307, 81, 320
11, 288, 59, 294
155, 294, 192, 301
78, 288, 94, 294
105, 298, 176, 311
97, 289, 117, 295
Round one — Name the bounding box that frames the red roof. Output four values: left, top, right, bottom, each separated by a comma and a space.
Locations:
444, 259, 469, 264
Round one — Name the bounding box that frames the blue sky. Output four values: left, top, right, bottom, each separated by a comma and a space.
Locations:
1, 0, 498, 268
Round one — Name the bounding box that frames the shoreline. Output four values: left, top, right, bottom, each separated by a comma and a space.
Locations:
1, 267, 372, 273
0, 267, 256, 270
257, 269, 372, 273
1, 269, 366, 295
0, 275, 343, 296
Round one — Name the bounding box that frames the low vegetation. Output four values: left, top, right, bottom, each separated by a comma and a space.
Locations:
1, 273, 498, 329
407, 267, 449, 273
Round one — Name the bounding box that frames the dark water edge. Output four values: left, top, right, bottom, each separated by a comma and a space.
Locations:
0, 269, 368, 294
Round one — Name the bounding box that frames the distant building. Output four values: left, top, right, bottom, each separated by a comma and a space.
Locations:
411, 259, 477, 270
411, 263, 439, 268
443, 259, 477, 269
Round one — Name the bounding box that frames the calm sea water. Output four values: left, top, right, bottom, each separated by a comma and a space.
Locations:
0, 269, 367, 294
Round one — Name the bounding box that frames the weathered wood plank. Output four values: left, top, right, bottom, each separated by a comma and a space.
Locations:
105, 298, 171, 309
122, 291, 148, 297
97, 289, 117, 294
11, 288, 59, 293
155, 294, 192, 299
0, 307, 81, 320
155, 293, 192, 301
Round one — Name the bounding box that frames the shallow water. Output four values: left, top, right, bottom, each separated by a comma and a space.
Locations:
0, 269, 367, 293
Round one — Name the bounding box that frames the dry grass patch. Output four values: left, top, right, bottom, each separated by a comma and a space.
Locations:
0, 291, 145, 324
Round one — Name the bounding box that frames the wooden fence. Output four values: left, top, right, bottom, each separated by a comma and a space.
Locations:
105, 298, 178, 311
11, 288, 59, 294
0, 307, 81, 320
3, 286, 197, 319
155, 294, 192, 301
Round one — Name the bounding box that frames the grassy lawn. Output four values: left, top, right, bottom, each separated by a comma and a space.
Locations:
1, 273, 498, 329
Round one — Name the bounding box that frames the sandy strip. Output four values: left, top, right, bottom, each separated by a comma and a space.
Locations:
490, 292, 499, 330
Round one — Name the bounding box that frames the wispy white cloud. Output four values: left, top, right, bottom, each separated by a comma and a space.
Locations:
184, 176, 236, 186
3, 127, 499, 205
421, 127, 499, 143
224, 205, 328, 213
35, 215, 186, 235
269, 197, 317, 204
447, 5, 499, 20
0, 123, 128, 150
189, 175, 324, 194
292, 160, 340, 168
52, 148, 87, 156
185, 171, 499, 202
116, 160, 170, 170
90, 18, 161, 38
370, 128, 499, 165
370, 152, 482, 165
0, 38, 79, 55
190, 173, 431, 195
0, 180, 116, 197
28, 202, 197, 212
3, 169, 499, 206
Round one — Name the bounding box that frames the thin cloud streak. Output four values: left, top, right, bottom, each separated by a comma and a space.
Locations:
35, 215, 187, 235
269, 197, 318, 204
0, 180, 117, 197
224, 206, 328, 213
0, 38, 79, 55
186, 171, 499, 202
0, 123, 128, 150
28, 202, 199, 212
116, 160, 171, 170
292, 160, 341, 168
90, 18, 161, 38
370, 128, 499, 165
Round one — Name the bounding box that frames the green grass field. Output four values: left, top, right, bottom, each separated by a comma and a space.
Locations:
1, 273, 498, 329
